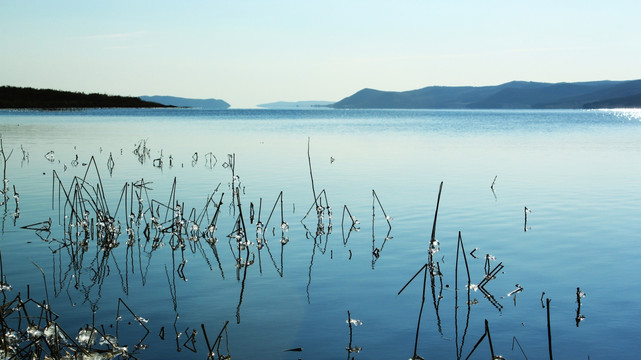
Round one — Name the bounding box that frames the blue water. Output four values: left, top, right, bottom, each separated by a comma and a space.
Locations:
0, 108, 640, 359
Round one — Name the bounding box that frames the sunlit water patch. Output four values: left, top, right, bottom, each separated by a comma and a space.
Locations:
598, 107, 641, 121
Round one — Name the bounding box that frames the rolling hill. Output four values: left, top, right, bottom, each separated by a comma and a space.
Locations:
331, 80, 641, 109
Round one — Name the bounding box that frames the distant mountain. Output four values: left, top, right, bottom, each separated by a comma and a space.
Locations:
0, 86, 169, 109
331, 80, 641, 109
140, 95, 229, 109
257, 100, 333, 109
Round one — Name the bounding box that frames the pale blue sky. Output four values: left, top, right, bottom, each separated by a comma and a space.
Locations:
1, 1, 640, 108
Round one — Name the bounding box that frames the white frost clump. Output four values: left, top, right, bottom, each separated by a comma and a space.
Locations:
76, 327, 97, 346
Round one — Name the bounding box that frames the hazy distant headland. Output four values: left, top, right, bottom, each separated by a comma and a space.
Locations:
140, 95, 229, 109
257, 100, 334, 109
0, 86, 171, 109
331, 80, 641, 109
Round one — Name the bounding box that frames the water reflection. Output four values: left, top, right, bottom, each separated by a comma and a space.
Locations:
454, 232, 472, 360
2, 109, 636, 359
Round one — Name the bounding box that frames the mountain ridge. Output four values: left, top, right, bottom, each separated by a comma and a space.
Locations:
331, 80, 641, 109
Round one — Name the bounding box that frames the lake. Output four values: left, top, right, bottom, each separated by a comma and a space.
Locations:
0, 108, 640, 359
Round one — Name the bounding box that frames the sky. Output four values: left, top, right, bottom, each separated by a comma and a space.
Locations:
2, 1, 640, 108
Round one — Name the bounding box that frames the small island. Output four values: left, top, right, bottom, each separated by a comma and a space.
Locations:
0, 86, 171, 109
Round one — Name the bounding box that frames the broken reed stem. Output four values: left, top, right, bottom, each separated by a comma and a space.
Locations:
397, 263, 428, 296
83, 156, 109, 215
301, 189, 328, 220
0, 138, 12, 206
307, 137, 318, 209
431, 181, 443, 243
456, 232, 471, 286
263, 191, 283, 231
342, 205, 356, 226
195, 183, 222, 225
113, 183, 129, 224
372, 189, 391, 228
279, 192, 284, 224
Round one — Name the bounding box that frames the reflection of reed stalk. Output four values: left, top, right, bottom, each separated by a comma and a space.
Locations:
398, 263, 428, 360
30, 260, 50, 306
547, 298, 553, 360
346, 310, 353, 360
202, 321, 230, 360
234, 187, 249, 324
512, 336, 529, 359
0, 251, 5, 304
455, 232, 471, 359
464, 319, 495, 359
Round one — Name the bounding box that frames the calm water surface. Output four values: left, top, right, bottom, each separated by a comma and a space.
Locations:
0, 108, 640, 359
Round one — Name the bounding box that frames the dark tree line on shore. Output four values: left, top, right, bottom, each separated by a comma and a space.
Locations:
0, 86, 170, 109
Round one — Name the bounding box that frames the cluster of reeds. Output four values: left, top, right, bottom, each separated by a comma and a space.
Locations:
10, 137, 317, 356
3, 141, 247, 357
2, 137, 590, 359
